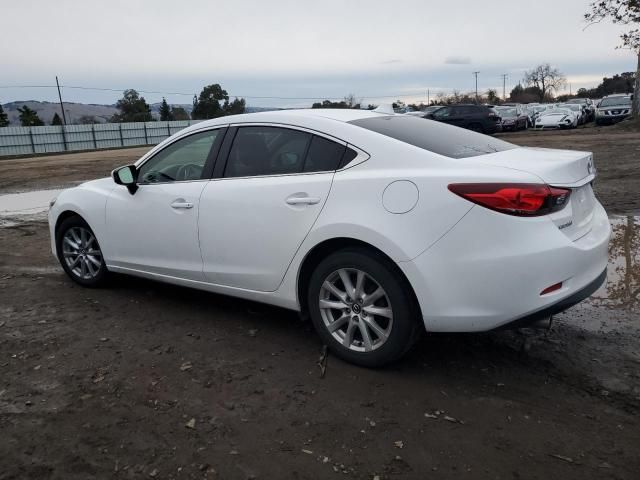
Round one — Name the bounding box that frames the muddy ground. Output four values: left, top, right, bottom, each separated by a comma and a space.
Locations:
0, 128, 639, 479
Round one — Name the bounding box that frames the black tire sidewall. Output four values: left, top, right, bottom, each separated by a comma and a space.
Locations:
56, 216, 108, 287
307, 248, 419, 368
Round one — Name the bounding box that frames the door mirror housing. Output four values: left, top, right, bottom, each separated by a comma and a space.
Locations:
112, 165, 138, 194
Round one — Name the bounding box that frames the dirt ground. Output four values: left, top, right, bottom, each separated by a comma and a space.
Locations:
1, 129, 639, 479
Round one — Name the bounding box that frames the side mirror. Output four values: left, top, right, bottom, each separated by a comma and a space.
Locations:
112, 165, 138, 194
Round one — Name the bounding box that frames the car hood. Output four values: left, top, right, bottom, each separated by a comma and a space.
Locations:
537, 114, 569, 124
77, 177, 114, 190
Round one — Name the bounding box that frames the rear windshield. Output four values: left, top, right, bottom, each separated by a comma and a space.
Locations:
348, 115, 517, 159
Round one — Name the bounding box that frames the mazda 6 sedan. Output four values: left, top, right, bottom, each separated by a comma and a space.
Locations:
48, 109, 610, 367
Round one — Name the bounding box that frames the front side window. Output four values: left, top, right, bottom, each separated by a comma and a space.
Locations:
138, 130, 218, 183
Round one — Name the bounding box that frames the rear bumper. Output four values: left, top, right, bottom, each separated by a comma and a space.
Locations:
494, 268, 606, 330
399, 201, 611, 332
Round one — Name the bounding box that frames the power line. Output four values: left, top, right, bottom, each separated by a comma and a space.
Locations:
0, 84, 437, 101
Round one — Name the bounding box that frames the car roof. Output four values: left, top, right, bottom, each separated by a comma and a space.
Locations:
188, 108, 384, 130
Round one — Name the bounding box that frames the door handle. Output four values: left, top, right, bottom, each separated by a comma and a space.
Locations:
171, 201, 194, 209
286, 196, 321, 206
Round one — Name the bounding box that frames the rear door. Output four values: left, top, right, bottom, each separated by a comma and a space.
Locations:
198, 125, 348, 291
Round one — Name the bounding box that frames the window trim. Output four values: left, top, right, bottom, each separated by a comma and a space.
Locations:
213, 122, 366, 181
134, 126, 228, 185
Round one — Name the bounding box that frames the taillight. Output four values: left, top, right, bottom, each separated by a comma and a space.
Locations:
448, 183, 571, 216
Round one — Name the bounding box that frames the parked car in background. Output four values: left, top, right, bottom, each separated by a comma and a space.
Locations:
495, 105, 529, 130
534, 108, 578, 130
426, 104, 501, 134
48, 108, 610, 367
595, 94, 633, 125
527, 104, 550, 124
404, 106, 442, 118
566, 98, 595, 122
559, 103, 587, 125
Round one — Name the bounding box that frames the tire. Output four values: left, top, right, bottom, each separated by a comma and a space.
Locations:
307, 247, 421, 368
56, 215, 109, 287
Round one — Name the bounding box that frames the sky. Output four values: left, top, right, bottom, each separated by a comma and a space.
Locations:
1, 0, 637, 108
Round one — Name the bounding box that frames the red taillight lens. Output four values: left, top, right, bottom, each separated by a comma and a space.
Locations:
448, 183, 571, 216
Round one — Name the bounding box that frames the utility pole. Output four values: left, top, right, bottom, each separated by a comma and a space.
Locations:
569, 83, 572, 96
473, 71, 480, 103
427, 89, 430, 105
501, 74, 508, 101
55, 76, 67, 125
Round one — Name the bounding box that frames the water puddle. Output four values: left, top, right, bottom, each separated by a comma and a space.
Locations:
0, 189, 62, 222
589, 215, 640, 313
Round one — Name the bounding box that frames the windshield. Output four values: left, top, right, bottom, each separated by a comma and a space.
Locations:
498, 108, 517, 116
600, 96, 632, 107
348, 115, 517, 159
562, 104, 580, 111
567, 99, 587, 104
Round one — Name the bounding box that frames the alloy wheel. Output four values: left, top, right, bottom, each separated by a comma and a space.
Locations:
62, 226, 103, 280
318, 268, 393, 352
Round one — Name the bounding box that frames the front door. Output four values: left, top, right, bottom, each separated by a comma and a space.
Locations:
105, 128, 223, 281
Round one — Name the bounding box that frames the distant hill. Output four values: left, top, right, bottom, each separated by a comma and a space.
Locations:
2, 101, 118, 125
1, 100, 283, 126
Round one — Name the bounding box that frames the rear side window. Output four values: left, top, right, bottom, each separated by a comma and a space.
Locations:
303, 136, 345, 172
349, 115, 516, 159
224, 126, 348, 178
225, 126, 311, 178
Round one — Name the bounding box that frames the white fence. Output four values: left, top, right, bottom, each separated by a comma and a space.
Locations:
0, 120, 204, 157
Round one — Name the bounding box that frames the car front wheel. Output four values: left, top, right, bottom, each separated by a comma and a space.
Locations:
307, 248, 421, 367
56, 216, 108, 287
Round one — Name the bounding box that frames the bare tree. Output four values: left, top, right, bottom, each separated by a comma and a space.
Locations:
523, 64, 566, 101
585, 1, 640, 117
342, 93, 362, 108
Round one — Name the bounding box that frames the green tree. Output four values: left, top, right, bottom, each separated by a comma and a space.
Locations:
192, 84, 228, 119
51, 112, 63, 125
18, 105, 44, 126
486, 89, 500, 104
171, 106, 190, 120
523, 64, 566, 101
223, 97, 246, 115
159, 97, 173, 121
111, 89, 153, 122
0, 104, 8, 127
585, 1, 639, 116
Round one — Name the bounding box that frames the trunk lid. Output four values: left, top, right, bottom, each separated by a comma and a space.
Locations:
467, 147, 594, 186
464, 147, 598, 241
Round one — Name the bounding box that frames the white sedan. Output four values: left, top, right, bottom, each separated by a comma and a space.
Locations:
48, 109, 610, 367
534, 108, 578, 129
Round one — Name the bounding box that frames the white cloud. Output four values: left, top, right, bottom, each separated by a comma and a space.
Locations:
445, 56, 471, 65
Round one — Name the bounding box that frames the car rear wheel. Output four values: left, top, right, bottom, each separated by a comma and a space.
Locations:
56, 216, 109, 287
307, 248, 421, 367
